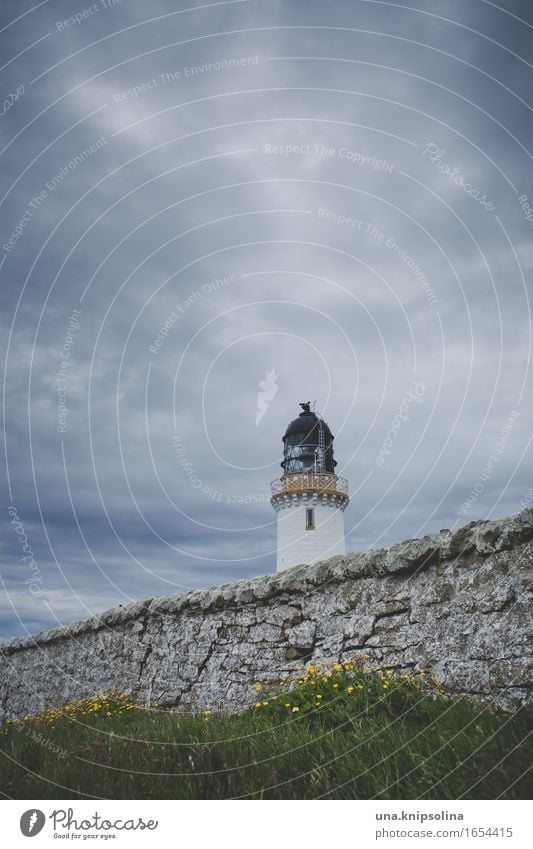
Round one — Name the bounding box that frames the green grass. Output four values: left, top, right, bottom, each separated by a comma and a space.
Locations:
1, 660, 531, 799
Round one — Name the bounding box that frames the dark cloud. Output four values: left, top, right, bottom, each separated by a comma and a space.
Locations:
1, 0, 532, 637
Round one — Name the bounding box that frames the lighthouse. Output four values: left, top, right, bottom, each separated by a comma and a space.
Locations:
271, 402, 349, 572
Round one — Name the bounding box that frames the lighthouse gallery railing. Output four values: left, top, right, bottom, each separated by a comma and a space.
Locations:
270, 472, 349, 499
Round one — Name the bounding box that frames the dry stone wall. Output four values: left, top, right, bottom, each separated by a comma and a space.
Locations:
1, 510, 532, 719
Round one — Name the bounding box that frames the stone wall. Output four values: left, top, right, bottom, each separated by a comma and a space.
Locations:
1, 510, 532, 719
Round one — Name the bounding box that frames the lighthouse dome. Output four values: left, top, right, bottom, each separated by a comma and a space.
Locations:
281, 403, 337, 474
283, 410, 334, 442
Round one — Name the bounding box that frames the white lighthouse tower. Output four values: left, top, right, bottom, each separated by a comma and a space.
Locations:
271, 402, 349, 572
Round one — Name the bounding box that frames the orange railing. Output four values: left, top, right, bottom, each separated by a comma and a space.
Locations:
270, 472, 349, 499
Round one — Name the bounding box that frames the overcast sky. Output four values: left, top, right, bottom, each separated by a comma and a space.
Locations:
1, 0, 532, 638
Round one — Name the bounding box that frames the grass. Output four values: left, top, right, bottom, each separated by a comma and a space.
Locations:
1, 657, 531, 799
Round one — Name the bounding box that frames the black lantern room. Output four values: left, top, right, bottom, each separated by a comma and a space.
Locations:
281, 402, 337, 474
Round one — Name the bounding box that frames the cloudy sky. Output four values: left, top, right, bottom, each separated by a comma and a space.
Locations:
1, 0, 532, 638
